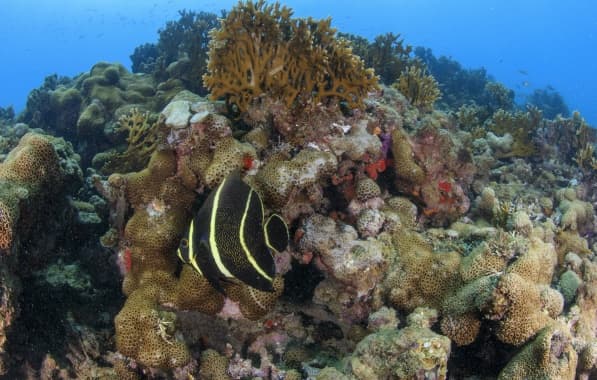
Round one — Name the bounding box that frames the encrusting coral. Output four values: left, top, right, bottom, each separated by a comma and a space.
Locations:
439, 230, 562, 347
299, 213, 389, 321
383, 226, 462, 313
498, 322, 578, 379
203, 0, 378, 114
253, 149, 337, 212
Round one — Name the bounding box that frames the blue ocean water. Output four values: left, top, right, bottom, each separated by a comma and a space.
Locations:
1, 0, 595, 125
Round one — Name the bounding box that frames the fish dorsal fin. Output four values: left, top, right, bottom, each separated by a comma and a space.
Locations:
264, 214, 289, 253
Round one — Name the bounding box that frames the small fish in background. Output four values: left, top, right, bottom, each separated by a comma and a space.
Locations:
518, 69, 529, 75
516, 80, 532, 89
177, 170, 289, 294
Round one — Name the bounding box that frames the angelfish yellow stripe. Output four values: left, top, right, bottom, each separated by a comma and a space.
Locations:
209, 178, 234, 278
187, 219, 202, 275
264, 216, 273, 251
240, 190, 272, 281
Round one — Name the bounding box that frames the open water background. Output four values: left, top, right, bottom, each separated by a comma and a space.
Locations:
1, 0, 595, 125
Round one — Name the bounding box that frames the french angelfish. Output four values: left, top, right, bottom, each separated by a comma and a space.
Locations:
177, 170, 289, 294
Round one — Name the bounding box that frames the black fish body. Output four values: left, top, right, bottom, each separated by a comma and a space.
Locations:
177, 170, 288, 294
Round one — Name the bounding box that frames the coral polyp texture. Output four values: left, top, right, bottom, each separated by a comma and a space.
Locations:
203, 0, 378, 114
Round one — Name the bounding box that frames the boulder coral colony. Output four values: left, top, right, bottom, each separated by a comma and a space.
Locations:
0, 1, 595, 379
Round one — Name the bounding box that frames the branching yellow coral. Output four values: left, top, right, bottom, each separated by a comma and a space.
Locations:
573, 118, 597, 172
393, 65, 440, 109
203, 0, 378, 113
102, 108, 158, 173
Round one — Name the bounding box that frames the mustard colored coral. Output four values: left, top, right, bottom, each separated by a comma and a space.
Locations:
0, 133, 63, 252
203, 0, 378, 113
115, 275, 191, 369
102, 98, 291, 374
384, 228, 462, 312
390, 127, 425, 186
0, 201, 13, 251
102, 107, 158, 174
0, 132, 61, 190
498, 323, 577, 379
394, 65, 441, 109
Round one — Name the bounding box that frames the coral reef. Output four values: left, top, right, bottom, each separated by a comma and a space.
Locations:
1, 1, 596, 378
383, 226, 462, 313
390, 118, 475, 225
18, 62, 163, 167
299, 214, 389, 322
414, 47, 492, 110
526, 86, 570, 119
556, 187, 594, 233
100, 94, 296, 374
438, 231, 561, 347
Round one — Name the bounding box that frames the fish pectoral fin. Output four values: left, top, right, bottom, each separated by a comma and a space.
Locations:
219, 276, 243, 287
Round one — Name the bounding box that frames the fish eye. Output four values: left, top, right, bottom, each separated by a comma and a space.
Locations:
181, 238, 189, 248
